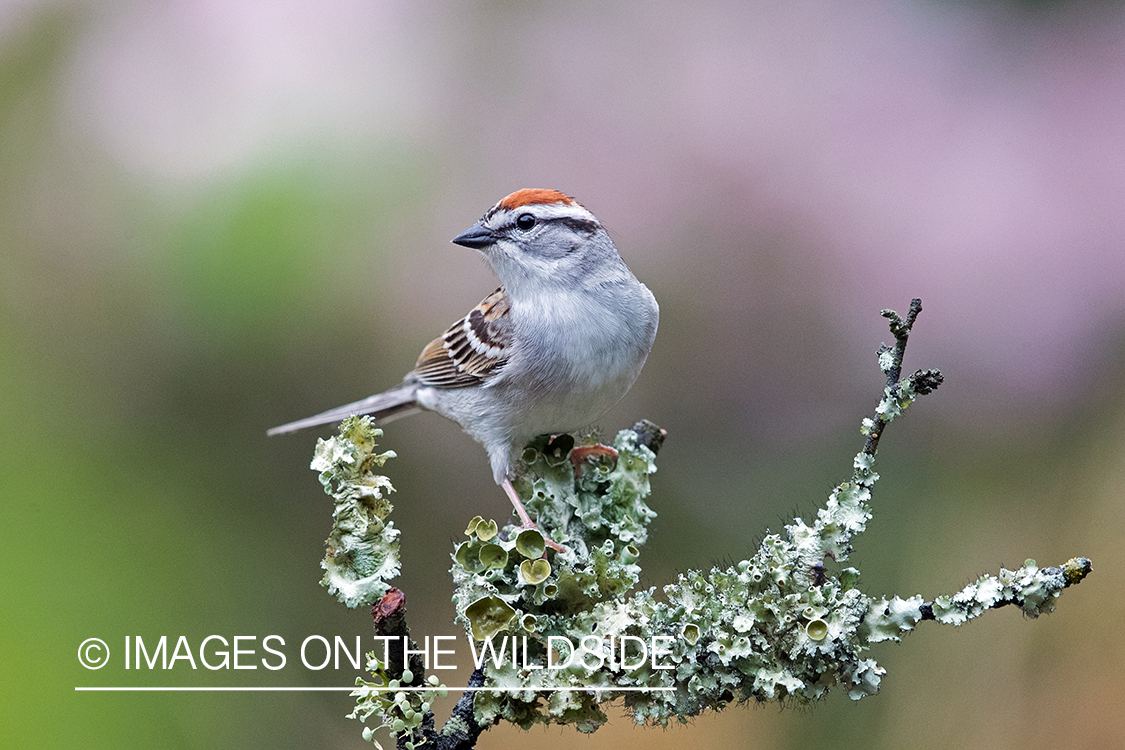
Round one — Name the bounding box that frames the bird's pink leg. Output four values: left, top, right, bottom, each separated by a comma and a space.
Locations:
501, 477, 565, 553
501, 477, 535, 528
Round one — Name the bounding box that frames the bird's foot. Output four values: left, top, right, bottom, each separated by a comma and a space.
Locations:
501, 477, 567, 554
569, 443, 619, 478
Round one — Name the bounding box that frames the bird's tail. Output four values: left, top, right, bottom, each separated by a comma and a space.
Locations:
266, 382, 420, 436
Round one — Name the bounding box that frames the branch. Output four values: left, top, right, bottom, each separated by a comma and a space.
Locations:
357, 588, 490, 750
862, 298, 943, 457
306, 299, 1092, 749
918, 556, 1092, 623
863, 557, 1093, 648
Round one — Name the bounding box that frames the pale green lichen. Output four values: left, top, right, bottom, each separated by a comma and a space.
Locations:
350, 659, 448, 750
806, 619, 829, 641
327, 409, 1088, 742
518, 559, 551, 585
435, 416, 902, 732
926, 558, 1078, 624
464, 596, 517, 641
312, 416, 400, 608
514, 529, 546, 559
317, 302, 1092, 747
861, 595, 926, 642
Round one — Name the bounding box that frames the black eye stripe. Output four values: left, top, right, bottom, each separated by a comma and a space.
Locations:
506, 214, 599, 235
557, 217, 598, 235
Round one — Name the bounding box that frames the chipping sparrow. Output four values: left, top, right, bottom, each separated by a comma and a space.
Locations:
269, 189, 659, 545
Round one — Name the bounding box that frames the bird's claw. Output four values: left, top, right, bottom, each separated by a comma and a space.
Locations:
502, 477, 567, 554
569, 443, 619, 478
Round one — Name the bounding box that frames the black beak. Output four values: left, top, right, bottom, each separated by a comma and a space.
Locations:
451, 221, 494, 249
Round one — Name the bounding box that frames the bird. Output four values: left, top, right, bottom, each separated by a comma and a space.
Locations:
268, 189, 659, 548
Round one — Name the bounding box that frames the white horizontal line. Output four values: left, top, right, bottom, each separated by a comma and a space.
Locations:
75, 686, 675, 693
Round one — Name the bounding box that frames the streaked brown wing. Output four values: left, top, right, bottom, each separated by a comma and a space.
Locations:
412, 287, 512, 389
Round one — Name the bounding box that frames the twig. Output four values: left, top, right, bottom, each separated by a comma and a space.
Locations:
917, 557, 1093, 621
863, 299, 943, 456
370, 589, 490, 750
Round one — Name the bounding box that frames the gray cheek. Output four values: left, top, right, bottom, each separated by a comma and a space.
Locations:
535, 240, 574, 261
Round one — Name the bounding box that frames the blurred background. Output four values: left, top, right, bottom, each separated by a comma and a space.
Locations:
5, 0, 1123, 748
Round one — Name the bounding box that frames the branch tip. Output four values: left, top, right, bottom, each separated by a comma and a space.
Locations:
632, 418, 668, 454
910, 368, 944, 395
1062, 557, 1093, 586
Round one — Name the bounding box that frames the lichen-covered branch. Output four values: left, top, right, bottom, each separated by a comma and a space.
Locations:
349, 588, 491, 750
932, 556, 1092, 621
306, 300, 1092, 749
311, 420, 400, 608
862, 298, 943, 457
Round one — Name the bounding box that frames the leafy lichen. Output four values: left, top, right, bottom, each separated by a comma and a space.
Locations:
435, 386, 922, 732
312, 416, 400, 608
350, 662, 448, 750
308, 301, 1092, 748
